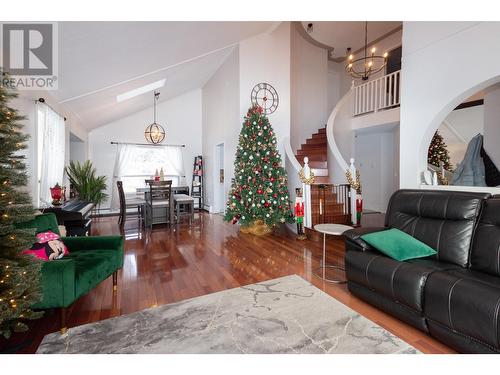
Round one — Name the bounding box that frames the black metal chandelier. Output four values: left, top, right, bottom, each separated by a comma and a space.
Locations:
346, 22, 388, 80
144, 91, 166, 144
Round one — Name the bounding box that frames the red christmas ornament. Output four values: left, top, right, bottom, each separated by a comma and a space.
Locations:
270, 177, 275, 182
257, 189, 263, 194
273, 193, 278, 198
264, 202, 270, 208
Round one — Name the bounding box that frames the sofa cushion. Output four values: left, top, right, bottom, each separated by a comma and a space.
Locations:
345, 250, 458, 312
66, 249, 120, 299
16, 213, 61, 236
425, 269, 500, 351
361, 228, 437, 261
471, 197, 500, 276
344, 227, 386, 252
385, 189, 490, 267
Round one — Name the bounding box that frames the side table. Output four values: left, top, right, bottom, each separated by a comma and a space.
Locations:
313, 223, 353, 283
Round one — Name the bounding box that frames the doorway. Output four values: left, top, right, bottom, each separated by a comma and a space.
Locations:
355, 124, 399, 213
69, 132, 85, 163
214, 143, 225, 214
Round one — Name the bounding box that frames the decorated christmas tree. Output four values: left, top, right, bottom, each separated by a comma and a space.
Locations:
224, 106, 294, 231
428, 130, 453, 171
0, 76, 43, 338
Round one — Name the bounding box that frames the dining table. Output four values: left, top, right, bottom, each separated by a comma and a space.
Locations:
135, 185, 192, 225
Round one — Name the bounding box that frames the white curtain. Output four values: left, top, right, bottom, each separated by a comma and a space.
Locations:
110, 144, 135, 210
37, 102, 65, 206
162, 146, 184, 178
110, 144, 185, 210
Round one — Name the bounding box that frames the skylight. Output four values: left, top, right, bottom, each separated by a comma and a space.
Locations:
116, 79, 166, 102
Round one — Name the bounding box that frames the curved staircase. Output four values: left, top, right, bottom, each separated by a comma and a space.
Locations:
295, 126, 329, 183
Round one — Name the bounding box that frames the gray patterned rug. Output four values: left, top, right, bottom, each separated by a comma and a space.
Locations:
37, 275, 419, 354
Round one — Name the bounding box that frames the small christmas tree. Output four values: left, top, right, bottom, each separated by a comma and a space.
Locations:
224, 106, 294, 229
428, 130, 453, 171
0, 75, 43, 339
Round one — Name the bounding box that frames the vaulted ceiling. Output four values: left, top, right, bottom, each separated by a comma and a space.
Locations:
54, 22, 279, 130
51, 21, 401, 131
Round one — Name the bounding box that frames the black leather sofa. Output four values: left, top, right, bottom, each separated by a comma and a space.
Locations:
344, 189, 500, 353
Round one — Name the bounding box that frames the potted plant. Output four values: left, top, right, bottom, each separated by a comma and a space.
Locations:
65, 160, 108, 208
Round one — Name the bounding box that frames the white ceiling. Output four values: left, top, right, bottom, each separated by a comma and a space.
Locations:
301, 21, 401, 59
55, 22, 278, 130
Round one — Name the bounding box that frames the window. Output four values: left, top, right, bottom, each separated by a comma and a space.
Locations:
37, 102, 65, 206
111, 144, 184, 209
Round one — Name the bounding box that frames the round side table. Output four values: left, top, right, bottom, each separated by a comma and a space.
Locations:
313, 223, 353, 283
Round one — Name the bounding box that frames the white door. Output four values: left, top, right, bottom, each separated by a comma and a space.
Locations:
214, 143, 225, 213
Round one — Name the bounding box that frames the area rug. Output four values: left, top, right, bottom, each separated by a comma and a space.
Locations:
37, 275, 419, 354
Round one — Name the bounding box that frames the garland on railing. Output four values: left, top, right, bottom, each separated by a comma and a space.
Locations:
298, 167, 315, 185
346, 169, 362, 194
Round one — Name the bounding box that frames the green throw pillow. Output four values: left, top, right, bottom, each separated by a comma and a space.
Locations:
360, 228, 437, 261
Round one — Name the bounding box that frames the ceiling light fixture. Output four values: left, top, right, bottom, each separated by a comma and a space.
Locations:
117, 79, 166, 102
345, 22, 388, 81
144, 91, 165, 144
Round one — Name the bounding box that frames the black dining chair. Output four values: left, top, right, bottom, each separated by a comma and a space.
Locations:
145, 180, 173, 229
117, 181, 145, 227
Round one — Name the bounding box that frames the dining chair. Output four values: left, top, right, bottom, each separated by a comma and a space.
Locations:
117, 181, 146, 227
145, 180, 173, 229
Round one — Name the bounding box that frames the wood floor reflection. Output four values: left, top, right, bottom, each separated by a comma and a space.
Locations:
0, 212, 454, 354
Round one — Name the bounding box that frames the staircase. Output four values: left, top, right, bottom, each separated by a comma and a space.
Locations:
295, 125, 329, 183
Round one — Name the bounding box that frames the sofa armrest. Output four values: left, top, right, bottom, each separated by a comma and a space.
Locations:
33, 259, 76, 309
344, 227, 387, 252
62, 235, 124, 253
62, 235, 124, 269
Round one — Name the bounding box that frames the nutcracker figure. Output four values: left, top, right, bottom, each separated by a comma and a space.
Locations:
356, 193, 363, 225
295, 188, 306, 240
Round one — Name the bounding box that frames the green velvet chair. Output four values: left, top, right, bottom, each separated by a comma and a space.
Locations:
19, 213, 124, 334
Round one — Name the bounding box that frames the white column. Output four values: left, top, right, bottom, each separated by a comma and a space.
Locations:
350, 157, 357, 225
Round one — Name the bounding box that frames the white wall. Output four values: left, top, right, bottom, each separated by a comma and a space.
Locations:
70, 139, 86, 164
400, 21, 500, 188
12, 91, 88, 207
484, 87, 500, 168
328, 92, 354, 184
202, 47, 240, 212
290, 24, 329, 152
327, 61, 343, 114
89, 89, 202, 209
239, 22, 291, 157
355, 126, 398, 213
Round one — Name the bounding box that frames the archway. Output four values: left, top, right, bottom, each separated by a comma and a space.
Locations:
421, 75, 500, 187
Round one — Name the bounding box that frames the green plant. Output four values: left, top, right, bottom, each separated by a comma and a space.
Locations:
65, 160, 108, 207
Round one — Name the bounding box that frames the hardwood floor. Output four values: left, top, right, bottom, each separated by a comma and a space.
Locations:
0, 212, 454, 354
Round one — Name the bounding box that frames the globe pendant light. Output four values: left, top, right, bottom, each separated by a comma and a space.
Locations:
144, 91, 166, 144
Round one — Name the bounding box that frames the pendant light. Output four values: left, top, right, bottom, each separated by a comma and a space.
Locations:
346, 21, 388, 81
144, 91, 165, 144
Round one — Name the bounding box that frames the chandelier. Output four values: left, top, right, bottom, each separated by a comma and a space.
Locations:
346, 22, 388, 80
144, 91, 166, 144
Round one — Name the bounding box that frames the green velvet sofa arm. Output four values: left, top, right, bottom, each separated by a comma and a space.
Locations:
32, 259, 76, 309
62, 235, 124, 253
62, 235, 124, 269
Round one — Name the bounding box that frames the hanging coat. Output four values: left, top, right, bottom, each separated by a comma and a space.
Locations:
451, 134, 486, 187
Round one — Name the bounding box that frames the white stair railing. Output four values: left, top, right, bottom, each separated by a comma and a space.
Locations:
353, 70, 401, 116
283, 137, 312, 229
326, 89, 359, 225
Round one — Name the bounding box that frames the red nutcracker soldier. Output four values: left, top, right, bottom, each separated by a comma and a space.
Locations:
356, 194, 363, 225
295, 188, 306, 240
